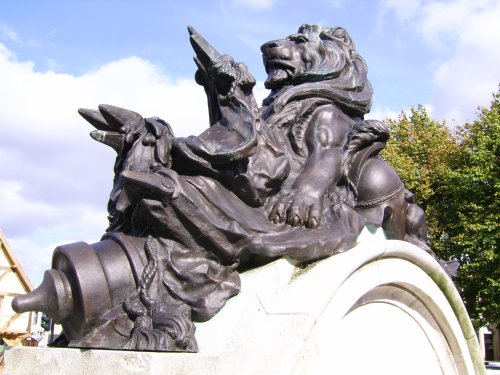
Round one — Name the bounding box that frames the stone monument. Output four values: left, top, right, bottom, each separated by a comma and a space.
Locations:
8, 25, 483, 374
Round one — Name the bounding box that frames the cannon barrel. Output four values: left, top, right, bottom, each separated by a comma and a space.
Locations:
12, 233, 146, 341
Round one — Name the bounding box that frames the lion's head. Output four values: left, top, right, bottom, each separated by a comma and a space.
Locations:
261, 24, 372, 117
261, 25, 354, 89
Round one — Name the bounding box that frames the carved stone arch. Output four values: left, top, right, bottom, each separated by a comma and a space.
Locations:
301, 238, 483, 374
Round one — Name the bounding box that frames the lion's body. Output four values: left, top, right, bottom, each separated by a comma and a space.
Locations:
259, 25, 371, 228
256, 25, 432, 254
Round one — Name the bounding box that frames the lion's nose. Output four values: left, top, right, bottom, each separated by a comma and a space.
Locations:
260, 39, 282, 52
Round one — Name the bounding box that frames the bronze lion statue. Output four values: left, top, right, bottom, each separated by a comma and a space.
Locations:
259, 24, 430, 250
14, 25, 448, 352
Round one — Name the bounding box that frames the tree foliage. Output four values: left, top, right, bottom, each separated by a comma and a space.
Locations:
382, 91, 500, 328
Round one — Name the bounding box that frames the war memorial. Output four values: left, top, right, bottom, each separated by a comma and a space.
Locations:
7, 25, 486, 374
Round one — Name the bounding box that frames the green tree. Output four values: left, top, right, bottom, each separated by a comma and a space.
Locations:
449, 91, 500, 328
382, 105, 460, 256
382, 92, 500, 328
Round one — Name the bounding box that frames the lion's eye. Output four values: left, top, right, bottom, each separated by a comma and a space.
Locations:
288, 34, 309, 43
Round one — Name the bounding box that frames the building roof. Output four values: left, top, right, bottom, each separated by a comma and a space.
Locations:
0, 230, 32, 293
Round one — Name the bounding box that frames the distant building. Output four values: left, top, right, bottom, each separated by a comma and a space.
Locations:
480, 324, 500, 362
0, 231, 63, 348
0, 230, 35, 346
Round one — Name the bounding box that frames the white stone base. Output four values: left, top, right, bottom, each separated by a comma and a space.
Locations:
4, 229, 486, 374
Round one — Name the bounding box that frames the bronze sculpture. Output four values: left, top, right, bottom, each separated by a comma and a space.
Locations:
12, 25, 444, 352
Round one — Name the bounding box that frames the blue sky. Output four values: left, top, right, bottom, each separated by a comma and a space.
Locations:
1, 0, 499, 285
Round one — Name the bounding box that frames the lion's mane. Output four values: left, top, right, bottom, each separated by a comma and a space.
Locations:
265, 24, 373, 118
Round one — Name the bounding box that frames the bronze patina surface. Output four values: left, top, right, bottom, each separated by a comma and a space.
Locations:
13, 25, 447, 352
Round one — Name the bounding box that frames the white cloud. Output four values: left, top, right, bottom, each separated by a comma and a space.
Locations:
0, 179, 110, 285
379, 0, 423, 22
0, 23, 21, 43
6, 236, 55, 286
379, 0, 500, 123
328, 0, 347, 8
416, 0, 495, 46
230, 0, 276, 11
366, 103, 435, 123
365, 106, 400, 121
253, 80, 269, 106
6, 210, 109, 286
0, 42, 210, 285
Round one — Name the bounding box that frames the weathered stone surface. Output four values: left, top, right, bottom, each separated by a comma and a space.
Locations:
5, 231, 485, 375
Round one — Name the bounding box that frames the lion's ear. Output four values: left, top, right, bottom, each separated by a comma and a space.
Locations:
298, 24, 320, 34
235, 63, 256, 90
319, 30, 335, 41
320, 27, 355, 52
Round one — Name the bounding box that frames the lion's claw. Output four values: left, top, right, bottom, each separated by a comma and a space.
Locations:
269, 191, 322, 228
308, 216, 318, 229
290, 213, 301, 227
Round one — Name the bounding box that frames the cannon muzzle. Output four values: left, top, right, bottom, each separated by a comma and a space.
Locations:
11, 233, 146, 341
12, 269, 73, 323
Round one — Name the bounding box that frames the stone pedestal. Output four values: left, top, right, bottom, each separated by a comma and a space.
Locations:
4, 229, 486, 374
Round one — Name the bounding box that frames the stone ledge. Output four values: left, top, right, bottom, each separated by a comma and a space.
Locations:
4, 229, 486, 374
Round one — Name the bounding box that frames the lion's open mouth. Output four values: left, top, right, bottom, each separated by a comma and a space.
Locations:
264, 68, 293, 89
264, 59, 296, 75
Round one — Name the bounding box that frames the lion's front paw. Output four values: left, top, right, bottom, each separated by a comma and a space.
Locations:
269, 191, 322, 228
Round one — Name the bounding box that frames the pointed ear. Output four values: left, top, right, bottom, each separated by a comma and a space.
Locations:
235, 63, 256, 90
188, 25, 222, 69
98, 104, 144, 132
90, 130, 124, 153
78, 108, 111, 131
